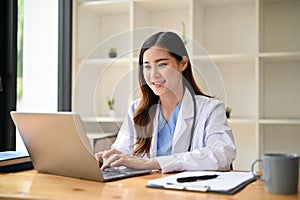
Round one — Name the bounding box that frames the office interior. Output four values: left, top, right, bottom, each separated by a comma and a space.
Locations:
1, 0, 300, 172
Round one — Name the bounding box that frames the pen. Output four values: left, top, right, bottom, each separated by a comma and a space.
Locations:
176, 174, 219, 183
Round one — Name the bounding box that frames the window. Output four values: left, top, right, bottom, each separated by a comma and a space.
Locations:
16, 0, 58, 151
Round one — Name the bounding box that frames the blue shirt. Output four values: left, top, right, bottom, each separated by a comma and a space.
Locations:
157, 102, 182, 156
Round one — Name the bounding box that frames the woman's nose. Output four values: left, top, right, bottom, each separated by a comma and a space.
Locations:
150, 66, 160, 77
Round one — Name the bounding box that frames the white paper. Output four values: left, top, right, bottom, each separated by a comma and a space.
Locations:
147, 171, 255, 192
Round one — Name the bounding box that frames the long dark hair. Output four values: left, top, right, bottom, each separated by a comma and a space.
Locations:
133, 31, 209, 156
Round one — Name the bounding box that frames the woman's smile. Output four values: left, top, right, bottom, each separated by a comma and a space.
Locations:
152, 80, 166, 88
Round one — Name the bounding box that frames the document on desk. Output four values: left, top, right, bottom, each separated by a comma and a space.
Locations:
147, 171, 256, 194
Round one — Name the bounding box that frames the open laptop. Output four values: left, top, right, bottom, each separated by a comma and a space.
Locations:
10, 111, 151, 182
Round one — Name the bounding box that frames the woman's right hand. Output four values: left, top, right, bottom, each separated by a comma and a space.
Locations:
94, 149, 121, 165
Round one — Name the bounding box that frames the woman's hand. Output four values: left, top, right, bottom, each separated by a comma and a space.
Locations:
99, 152, 161, 171
94, 149, 121, 165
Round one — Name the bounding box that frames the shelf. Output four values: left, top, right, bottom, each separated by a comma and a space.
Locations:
229, 118, 300, 125
196, 0, 255, 6
82, 116, 124, 123
79, 0, 130, 15
134, 0, 189, 11
74, 0, 300, 171
259, 52, 300, 61
78, 57, 132, 66
259, 119, 300, 125
192, 54, 255, 63
228, 118, 256, 124
83, 53, 260, 65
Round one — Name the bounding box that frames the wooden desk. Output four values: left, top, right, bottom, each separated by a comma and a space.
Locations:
0, 170, 299, 200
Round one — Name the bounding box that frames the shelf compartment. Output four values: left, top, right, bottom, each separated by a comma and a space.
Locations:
77, 0, 131, 60
229, 122, 257, 170
193, 0, 256, 54
83, 119, 122, 136
191, 59, 226, 102
95, 64, 134, 117
133, 0, 190, 54
216, 60, 257, 119
74, 59, 133, 118
260, 124, 300, 156
259, 59, 300, 119
133, 0, 189, 30
259, 0, 300, 53
87, 132, 117, 153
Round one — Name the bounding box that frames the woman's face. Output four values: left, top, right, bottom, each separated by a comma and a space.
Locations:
142, 46, 187, 97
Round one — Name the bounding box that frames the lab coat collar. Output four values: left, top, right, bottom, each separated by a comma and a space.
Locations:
149, 88, 195, 157
149, 103, 159, 158
180, 88, 195, 120
172, 88, 195, 153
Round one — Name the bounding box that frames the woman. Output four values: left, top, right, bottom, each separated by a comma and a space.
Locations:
95, 31, 236, 173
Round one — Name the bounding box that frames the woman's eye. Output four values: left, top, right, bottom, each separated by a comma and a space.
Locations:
143, 65, 151, 69
157, 63, 167, 67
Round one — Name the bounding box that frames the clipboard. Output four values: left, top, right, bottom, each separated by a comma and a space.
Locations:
147, 171, 257, 194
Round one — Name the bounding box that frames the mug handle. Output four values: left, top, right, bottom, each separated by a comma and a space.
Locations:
251, 158, 264, 181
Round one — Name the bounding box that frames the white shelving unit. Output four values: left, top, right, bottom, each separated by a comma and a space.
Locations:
73, 0, 300, 170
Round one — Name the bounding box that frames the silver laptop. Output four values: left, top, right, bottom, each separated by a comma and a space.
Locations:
10, 111, 151, 182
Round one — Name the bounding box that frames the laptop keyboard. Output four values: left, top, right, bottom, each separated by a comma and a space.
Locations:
102, 167, 126, 177
101, 167, 151, 180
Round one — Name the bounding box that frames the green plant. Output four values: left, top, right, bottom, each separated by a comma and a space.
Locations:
226, 107, 232, 118
109, 47, 117, 58
109, 47, 117, 53
107, 97, 114, 110
226, 107, 232, 113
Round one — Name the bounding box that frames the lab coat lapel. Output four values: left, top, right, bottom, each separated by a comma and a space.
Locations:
149, 104, 159, 158
172, 89, 194, 153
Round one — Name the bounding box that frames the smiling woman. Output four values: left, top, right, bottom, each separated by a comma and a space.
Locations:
95, 32, 236, 173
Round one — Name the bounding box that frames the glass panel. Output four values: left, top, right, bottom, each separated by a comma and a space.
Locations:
16, 0, 58, 151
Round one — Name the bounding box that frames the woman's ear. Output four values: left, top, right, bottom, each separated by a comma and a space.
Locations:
180, 56, 189, 72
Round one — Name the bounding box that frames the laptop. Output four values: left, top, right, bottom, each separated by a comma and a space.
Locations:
10, 111, 151, 182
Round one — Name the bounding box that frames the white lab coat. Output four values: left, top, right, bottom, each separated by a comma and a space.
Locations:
112, 89, 236, 173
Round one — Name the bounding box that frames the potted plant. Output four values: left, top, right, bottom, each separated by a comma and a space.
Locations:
109, 47, 117, 58
226, 107, 232, 118
107, 97, 115, 117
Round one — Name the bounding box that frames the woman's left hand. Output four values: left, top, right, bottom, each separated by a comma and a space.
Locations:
100, 153, 160, 171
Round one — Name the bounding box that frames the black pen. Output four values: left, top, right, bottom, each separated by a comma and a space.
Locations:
176, 174, 219, 183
